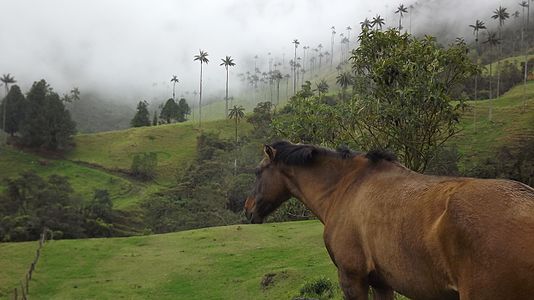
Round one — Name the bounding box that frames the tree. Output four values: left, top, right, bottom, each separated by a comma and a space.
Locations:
247, 102, 272, 137
272, 70, 283, 106
395, 4, 408, 30
228, 105, 245, 175
336, 71, 354, 101
0, 85, 26, 137
194, 50, 209, 128
520, 1, 531, 112
131, 152, 158, 180
330, 26, 336, 67
316, 79, 329, 97
1, 74, 16, 144
220, 56, 236, 117
360, 18, 371, 30
131, 100, 151, 127
160, 98, 179, 123
171, 75, 179, 100
484, 32, 501, 121
469, 19, 486, 131
152, 110, 158, 126
274, 30, 477, 172
20, 80, 76, 149
491, 6, 510, 100
371, 15, 385, 31
177, 98, 191, 122
292, 39, 300, 95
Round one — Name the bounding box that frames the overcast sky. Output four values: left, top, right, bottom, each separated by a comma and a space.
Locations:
0, 0, 517, 103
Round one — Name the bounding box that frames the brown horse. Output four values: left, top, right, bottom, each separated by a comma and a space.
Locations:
244, 141, 534, 300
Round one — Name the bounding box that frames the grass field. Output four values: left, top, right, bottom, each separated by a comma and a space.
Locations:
0, 221, 346, 300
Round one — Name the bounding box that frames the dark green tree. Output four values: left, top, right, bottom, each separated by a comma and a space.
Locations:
0, 85, 26, 137
177, 98, 191, 122
247, 102, 273, 137
152, 110, 158, 126
131, 100, 151, 127
160, 98, 179, 123
20, 80, 76, 149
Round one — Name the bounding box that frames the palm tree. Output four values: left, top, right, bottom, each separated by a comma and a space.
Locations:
170, 75, 179, 100
395, 4, 408, 30
220, 56, 236, 117
193, 50, 209, 128
484, 32, 500, 121
469, 20, 486, 132
360, 18, 371, 30
520, 1, 531, 112
228, 105, 245, 175
346, 26, 352, 46
330, 26, 336, 67
316, 79, 329, 97
1, 74, 16, 145
272, 70, 283, 106
371, 15, 385, 31
336, 71, 354, 102
292, 39, 300, 95
492, 6, 510, 100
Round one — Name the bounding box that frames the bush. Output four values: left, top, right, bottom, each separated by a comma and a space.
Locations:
299, 277, 335, 299
131, 152, 158, 180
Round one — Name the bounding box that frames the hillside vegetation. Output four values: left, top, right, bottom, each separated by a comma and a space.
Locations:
0, 221, 347, 300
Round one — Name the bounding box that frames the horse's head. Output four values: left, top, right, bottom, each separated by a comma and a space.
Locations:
244, 144, 291, 224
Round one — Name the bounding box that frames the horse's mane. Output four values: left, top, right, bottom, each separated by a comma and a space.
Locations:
269, 141, 397, 165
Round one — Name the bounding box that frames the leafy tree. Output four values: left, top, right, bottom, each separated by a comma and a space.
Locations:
20, 80, 76, 149
177, 98, 191, 122
247, 102, 273, 137
220, 56, 236, 117
274, 30, 477, 172
193, 50, 209, 128
160, 98, 179, 123
131, 100, 151, 127
0, 85, 26, 137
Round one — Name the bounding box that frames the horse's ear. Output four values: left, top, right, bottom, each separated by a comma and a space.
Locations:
263, 144, 276, 161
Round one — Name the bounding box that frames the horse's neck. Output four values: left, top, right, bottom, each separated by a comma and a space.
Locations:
285, 157, 359, 224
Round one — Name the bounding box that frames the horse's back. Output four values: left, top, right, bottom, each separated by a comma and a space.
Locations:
435, 179, 534, 298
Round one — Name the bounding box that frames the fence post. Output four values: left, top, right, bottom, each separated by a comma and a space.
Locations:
25, 274, 29, 294
13, 287, 17, 300
20, 282, 26, 300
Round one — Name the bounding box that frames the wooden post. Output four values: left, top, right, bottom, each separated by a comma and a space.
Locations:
25, 274, 29, 294
20, 282, 26, 300
13, 287, 18, 300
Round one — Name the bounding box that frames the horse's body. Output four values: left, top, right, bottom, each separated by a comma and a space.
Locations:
245, 142, 534, 300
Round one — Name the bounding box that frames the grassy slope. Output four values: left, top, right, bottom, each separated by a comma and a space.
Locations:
451, 81, 534, 170
0, 221, 345, 300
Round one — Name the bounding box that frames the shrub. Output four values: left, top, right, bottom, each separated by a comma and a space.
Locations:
299, 277, 335, 299
131, 152, 158, 180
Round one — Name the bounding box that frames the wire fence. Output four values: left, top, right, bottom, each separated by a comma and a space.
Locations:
12, 228, 50, 300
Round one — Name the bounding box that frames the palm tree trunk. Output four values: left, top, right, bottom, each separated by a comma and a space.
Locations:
277, 80, 280, 106
497, 26, 502, 100
234, 117, 238, 176
2, 85, 8, 145
225, 67, 229, 118
474, 37, 479, 133
489, 58, 493, 121
173, 82, 176, 100
199, 63, 203, 128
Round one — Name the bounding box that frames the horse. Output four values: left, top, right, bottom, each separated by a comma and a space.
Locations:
244, 141, 534, 300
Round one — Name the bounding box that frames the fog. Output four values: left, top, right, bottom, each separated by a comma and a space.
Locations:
0, 0, 519, 104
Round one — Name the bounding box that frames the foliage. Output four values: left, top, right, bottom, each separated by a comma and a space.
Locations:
298, 277, 336, 299
247, 102, 273, 137
274, 30, 477, 172
131, 100, 151, 127
0, 172, 119, 242
160, 98, 179, 123
20, 79, 76, 150
130, 152, 158, 180
177, 98, 191, 122
0, 85, 26, 136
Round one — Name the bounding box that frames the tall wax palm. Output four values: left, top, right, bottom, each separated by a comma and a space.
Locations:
492, 6, 510, 100
336, 71, 354, 102
220, 56, 236, 117
330, 26, 336, 67
316, 79, 329, 97
484, 32, 501, 121
193, 50, 209, 128
1, 74, 16, 145
469, 20, 486, 132
371, 15, 385, 31
395, 4, 408, 30
272, 70, 283, 106
292, 39, 300, 95
170, 75, 179, 100
346, 26, 352, 47
521, 1, 531, 112
228, 105, 245, 175
361, 18, 371, 30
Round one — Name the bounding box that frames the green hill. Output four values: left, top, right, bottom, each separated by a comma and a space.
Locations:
0, 221, 345, 300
